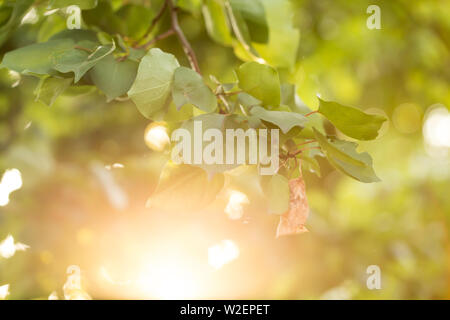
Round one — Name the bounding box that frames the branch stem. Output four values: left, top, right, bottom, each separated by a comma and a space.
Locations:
135, 29, 175, 50
282, 146, 321, 159
168, 0, 201, 74
135, 0, 169, 45
305, 110, 319, 117
296, 140, 316, 147
74, 45, 93, 53
217, 90, 243, 97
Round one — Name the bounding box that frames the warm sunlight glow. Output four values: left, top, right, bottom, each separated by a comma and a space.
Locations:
8, 70, 20, 88
144, 123, 170, 152
135, 260, 200, 299
48, 291, 59, 300
21, 8, 39, 25
99, 266, 131, 286
255, 57, 267, 64
0, 168, 23, 206
105, 163, 125, 170
225, 190, 249, 220
0, 235, 29, 259
208, 240, 240, 270
0, 284, 10, 300
423, 107, 450, 148
2, 168, 22, 191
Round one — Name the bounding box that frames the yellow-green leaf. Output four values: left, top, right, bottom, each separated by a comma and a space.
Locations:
34, 76, 73, 106
202, 0, 233, 46
50, 0, 98, 10
90, 55, 138, 102
127, 48, 180, 119
172, 66, 217, 112
0, 39, 74, 75
236, 61, 280, 107
318, 98, 387, 140
250, 106, 306, 134
314, 129, 380, 183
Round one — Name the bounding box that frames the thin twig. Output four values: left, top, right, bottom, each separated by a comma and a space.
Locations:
218, 95, 231, 114
300, 146, 321, 152
217, 90, 243, 97
74, 45, 93, 53
135, 0, 169, 45
282, 146, 321, 159
296, 140, 316, 147
305, 110, 318, 117
135, 28, 175, 50
168, 0, 201, 74
238, 103, 248, 116
224, 0, 263, 63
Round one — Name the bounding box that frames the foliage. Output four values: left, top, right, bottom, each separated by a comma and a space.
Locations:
0, 0, 448, 300
0, 0, 386, 220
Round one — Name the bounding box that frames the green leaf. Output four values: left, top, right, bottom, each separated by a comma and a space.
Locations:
179, 113, 227, 170
227, 2, 251, 43
0, 0, 34, 47
313, 129, 380, 183
253, 0, 299, 69
236, 61, 280, 107
127, 48, 146, 62
172, 67, 217, 112
177, 0, 202, 16
225, 1, 258, 57
250, 106, 306, 134
281, 83, 300, 110
82, 0, 123, 35
279, 83, 326, 139
224, 165, 263, 197
34, 76, 73, 106
127, 48, 180, 119
164, 102, 194, 123
229, 0, 268, 43
90, 54, 138, 102
298, 151, 321, 178
179, 113, 250, 174
0, 39, 74, 74
116, 4, 154, 39
1, 30, 107, 80
49, 29, 98, 43
202, 0, 233, 45
317, 98, 387, 140
235, 92, 259, 108
147, 162, 224, 212
0, 7, 12, 26
50, 0, 98, 10
52, 41, 116, 83
37, 13, 67, 42
267, 174, 289, 214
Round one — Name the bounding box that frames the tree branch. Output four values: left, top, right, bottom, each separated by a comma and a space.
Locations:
216, 90, 243, 97
135, 0, 169, 45
135, 29, 175, 50
224, 0, 263, 63
168, 0, 201, 74
296, 140, 317, 147
74, 45, 93, 53
305, 110, 318, 117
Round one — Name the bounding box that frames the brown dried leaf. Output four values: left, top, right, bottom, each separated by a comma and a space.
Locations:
276, 173, 309, 237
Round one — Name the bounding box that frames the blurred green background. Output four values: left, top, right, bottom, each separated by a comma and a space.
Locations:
0, 0, 449, 299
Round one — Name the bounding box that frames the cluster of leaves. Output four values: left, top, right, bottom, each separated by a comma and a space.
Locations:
0, 0, 386, 235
